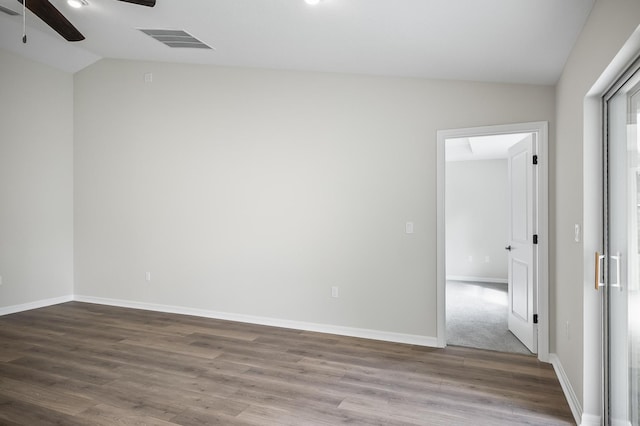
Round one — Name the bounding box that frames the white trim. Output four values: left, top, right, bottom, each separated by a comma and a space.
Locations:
582, 96, 604, 426
610, 420, 632, 426
446, 275, 507, 284
437, 121, 550, 361
0, 295, 74, 316
580, 413, 602, 426
436, 132, 447, 347
73, 295, 440, 347
550, 353, 585, 426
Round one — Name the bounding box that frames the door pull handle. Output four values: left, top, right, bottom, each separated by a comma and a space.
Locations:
595, 252, 605, 290
505, 245, 512, 251
610, 254, 622, 290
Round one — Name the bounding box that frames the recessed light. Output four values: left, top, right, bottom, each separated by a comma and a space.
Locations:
305, 0, 321, 5
68, 0, 88, 8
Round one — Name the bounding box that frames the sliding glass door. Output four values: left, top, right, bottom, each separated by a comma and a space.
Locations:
605, 62, 640, 426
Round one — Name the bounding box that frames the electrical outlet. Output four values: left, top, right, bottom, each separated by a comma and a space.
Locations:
145, 272, 151, 282
331, 286, 339, 298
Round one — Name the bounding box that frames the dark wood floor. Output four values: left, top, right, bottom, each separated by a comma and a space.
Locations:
0, 302, 574, 425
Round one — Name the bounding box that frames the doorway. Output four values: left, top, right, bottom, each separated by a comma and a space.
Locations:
445, 133, 533, 354
436, 122, 550, 362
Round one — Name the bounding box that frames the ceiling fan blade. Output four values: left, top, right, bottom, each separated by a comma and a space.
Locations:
117, 0, 155, 7
17, 0, 85, 41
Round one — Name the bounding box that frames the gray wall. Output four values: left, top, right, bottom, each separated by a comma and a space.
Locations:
445, 159, 508, 281
0, 49, 74, 308
73, 59, 554, 338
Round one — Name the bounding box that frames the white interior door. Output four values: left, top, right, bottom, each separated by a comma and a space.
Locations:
606, 68, 640, 426
506, 134, 537, 353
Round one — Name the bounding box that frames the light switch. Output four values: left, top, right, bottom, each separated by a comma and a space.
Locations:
574, 224, 581, 243
405, 222, 414, 234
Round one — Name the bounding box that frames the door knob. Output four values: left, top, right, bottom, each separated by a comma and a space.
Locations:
505, 245, 512, 251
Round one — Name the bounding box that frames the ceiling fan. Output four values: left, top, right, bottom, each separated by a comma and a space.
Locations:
17, 0, 155, 42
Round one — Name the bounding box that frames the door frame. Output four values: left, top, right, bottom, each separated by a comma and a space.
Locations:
601, 55, 640, 426
436, 121, 549, 362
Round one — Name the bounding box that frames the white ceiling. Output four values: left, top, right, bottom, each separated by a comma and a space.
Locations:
0, 0, 594, 83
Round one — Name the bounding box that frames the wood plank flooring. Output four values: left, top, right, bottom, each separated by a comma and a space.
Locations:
0, 302, 575, 425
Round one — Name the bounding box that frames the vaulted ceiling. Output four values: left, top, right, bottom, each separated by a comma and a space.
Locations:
0, 0, 594, 83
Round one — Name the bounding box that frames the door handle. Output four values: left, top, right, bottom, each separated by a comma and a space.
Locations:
505, 245, 512, 251
595, 251, 605, 290
596, 252, 623, 290
610, 254, 622, 290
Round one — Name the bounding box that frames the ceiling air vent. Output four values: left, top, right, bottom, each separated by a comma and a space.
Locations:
0, 5, 20, 16
139, 29, 213, 49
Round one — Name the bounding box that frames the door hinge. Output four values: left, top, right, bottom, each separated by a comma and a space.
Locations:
533, 155, 538, 165
533, 234, 538, 244
533, 314, 538, 324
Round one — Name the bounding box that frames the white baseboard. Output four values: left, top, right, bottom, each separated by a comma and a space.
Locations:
582, 413, 603, 426
549, 353, 587, 426
73, 295, 439, 347
446, 275, 507, 284
0, 295, 74, 316
611, 419, 632, 426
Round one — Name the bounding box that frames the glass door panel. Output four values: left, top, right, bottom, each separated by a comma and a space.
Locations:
606, 70, 640, 426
